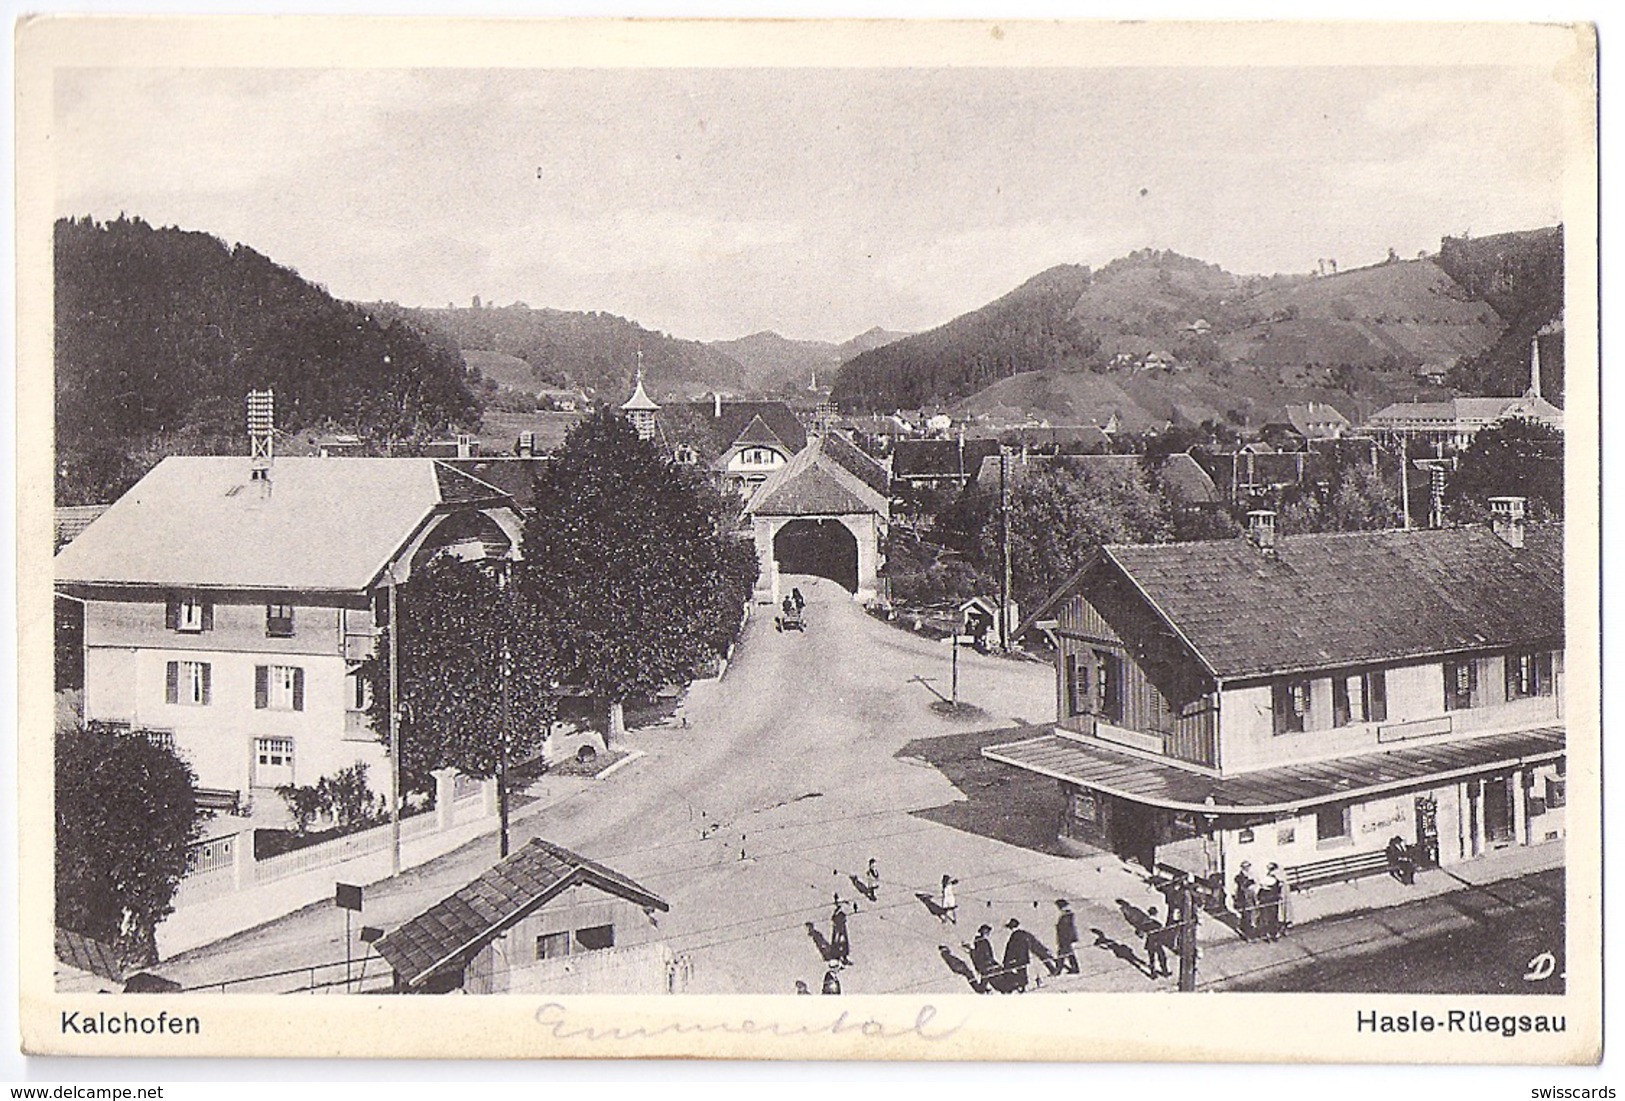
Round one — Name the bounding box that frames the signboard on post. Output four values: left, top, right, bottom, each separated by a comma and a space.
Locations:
335, 882, 363, 912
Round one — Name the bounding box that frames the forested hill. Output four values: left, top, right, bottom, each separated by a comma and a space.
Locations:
55, 216, 477, 505
832, 264, 1099, 411
378, 304, 749, 401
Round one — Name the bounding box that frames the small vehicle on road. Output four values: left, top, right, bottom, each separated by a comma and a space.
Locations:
776, 604, 806, 632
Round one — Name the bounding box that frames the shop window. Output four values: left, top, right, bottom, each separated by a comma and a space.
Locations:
1272, 680, 1310, 734
535, 931, 571, 960
1505, 651, 1554, 700
1315, 804, 1351, 845
575, 924, 615, 952
1444, 659, 1478, 711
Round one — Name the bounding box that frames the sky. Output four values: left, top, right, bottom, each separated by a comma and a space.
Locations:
54, 64, 1570, 343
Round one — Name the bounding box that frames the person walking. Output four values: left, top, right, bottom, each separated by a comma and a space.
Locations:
864, 857, 881, 900
1053, 899, 1080, 974
939, 875, 959, 925
1144, 906, 1172, 978
968, 924, 998, 994
1002, 918, 1050, 992
792, 587, 806, 611
829, 897, 852, 965
1234, 861, 1258, 941
821, 968, 841, 995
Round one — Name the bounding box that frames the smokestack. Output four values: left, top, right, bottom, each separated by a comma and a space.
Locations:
714, 391, 722, 418
1529, 338, 1542, 400
1246, 510, 1278, 556
1489, 497, 1526, 549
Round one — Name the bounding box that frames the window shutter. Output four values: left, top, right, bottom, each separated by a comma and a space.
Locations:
1538, 652, 1554, 694
200, 664, 212, 705
1367, 672, 1388, 723
200, 601, 214, 632
1504, 655, 1519, 701
165, 599, 180, 631
292, 668, 305, 712
165, 661, 179, 704
255, 666, 269, 710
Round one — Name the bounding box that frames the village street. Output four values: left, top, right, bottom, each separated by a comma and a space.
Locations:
157, 577, 1565, 997
162, 575, 1196, 995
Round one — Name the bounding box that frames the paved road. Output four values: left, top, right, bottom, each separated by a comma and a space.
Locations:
165, 577, 1159, 994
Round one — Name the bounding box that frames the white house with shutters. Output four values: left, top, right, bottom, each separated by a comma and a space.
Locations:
54, 455, 523, 803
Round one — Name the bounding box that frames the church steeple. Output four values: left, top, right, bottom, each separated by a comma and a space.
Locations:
620, 351, 660, 442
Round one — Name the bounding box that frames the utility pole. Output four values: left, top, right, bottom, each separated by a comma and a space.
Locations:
387, 565, 401, 876
1398, 436, 1412, 531
1177, 878, 1199, 992
498, 561, 513, 858
950, 629, 960, 709
999, 448, 1011, 653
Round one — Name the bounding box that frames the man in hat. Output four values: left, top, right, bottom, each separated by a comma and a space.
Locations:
1234, 861, 1257, 940
1002, 918, 1050, 992
829, 895, 852, 965
1053, 899, 1080, 975
968, 924, 998, 994
1144, 906, 1173, 978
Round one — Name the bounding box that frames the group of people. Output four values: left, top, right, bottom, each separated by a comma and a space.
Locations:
963, 901, 1081, 993
1232, 860, 1291, 941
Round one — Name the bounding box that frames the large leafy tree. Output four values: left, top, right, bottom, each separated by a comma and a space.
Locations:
1448, 417, 1564, 521
983, 463, 1172, 608
1278, 461, 1404, 535
56, 724, 199, 968
363, 555, 563, 854
522, 411, 754, 740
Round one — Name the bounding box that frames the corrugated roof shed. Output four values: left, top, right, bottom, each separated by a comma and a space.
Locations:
54, 456, 511, 592
374, 838, 668, 988
1104, 523, 1563, 679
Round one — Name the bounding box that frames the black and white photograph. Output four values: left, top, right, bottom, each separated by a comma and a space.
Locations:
15, 16, 1599, 1063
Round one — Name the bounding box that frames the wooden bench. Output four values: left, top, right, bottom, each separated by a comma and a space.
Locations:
1283, 849, 1393, 891
194, 788, 243, 815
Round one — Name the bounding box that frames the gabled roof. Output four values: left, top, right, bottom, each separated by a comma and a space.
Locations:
891, 437, 1001, 480
1283, 402, 1350, 438
54, 456, 512, 592
730, 413, 790, 451
54, 504, 110, 548
440, 457, 550, 511
1098, 523, 1563, 680
375, 838, 668, 988
818, 430, 891, 497
746, 436, 890, 518
656, 401, 808, 464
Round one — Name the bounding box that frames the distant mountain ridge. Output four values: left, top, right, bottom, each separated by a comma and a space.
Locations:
707, 326, 913, 395
832, 231, 1564, 425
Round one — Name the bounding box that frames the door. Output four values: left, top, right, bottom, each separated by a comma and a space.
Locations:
1413, 795, 1440, 867
1483, 777, 1515, 846
254, 737, 295, 787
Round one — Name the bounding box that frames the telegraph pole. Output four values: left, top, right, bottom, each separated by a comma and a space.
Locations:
998, 449, 1012, 653
1177, 878, 1199, 992
498, 561, 513, 858
387, 565, 401, 876
1398, 436, 1412, 530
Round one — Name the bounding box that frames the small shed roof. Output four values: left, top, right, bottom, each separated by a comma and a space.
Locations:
375, 838, 669, 989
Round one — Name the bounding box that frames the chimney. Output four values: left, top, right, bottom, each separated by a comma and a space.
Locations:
714, 391, 723, 418
1529, 338, 1542, 400
1246, 509, 1278, 556
1489, 496, 1526, 549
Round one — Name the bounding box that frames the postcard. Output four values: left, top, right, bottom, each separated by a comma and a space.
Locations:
15, 16, 1600, 1061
